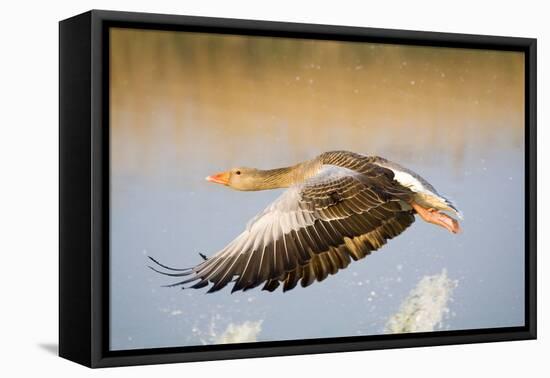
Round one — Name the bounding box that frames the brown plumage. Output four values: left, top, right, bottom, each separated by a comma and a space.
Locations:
149, 151, 461, 293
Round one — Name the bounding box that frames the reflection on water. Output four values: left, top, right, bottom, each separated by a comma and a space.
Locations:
109, 28, 525, 350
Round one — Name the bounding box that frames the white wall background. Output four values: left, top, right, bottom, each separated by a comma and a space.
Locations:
0, 0, 546, 376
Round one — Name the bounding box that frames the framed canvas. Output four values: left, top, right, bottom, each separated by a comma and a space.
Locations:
59, 10, 537, 368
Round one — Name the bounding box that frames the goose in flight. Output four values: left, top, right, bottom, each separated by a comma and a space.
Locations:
149, 151, 461, 293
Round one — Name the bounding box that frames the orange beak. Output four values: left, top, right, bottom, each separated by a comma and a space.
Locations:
205, 171, 230, 185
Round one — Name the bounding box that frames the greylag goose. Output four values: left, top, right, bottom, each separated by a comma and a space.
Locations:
150, 151, 461, 293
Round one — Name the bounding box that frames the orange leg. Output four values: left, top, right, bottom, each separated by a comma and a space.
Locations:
410, 201, 461, 234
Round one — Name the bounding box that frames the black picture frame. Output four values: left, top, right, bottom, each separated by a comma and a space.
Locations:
59, 9, 537, 368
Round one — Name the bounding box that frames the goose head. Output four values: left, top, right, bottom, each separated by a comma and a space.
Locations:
206, 167, 265, 191
206, 166, 298, 191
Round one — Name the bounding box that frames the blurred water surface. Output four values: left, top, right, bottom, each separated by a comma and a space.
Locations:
109, 28, 525, 350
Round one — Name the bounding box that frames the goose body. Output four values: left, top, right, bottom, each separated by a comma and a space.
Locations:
150, 151, 461, 293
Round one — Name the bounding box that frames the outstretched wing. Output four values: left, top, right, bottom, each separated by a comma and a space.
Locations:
150, 164, 415, 293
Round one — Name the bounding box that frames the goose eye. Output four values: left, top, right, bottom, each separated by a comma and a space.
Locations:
235, 170, 241, 175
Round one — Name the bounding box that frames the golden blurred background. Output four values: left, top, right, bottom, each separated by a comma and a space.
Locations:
110, 28, 524, 176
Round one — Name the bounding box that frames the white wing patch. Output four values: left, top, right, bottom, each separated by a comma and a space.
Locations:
384, 165, 463, 219
390, 169, 434, 196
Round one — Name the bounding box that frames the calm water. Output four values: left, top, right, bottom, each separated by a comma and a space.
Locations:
109, 28, 525, 350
